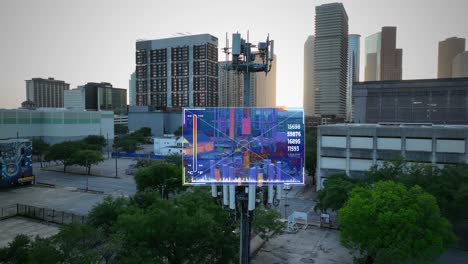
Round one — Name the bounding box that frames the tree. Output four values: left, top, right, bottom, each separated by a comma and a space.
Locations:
45, 141, 80, 172
164, 153, 182, 167
69, 149, 105, 175
87, 196, 128, 232
82, 135, 106, 149
0, 234, 32, 263
114, 124, 128, 135
363, 157, 407, 183
135, 162, 183, 198
32, 137, 49, 168
174, 126, 182, 137
252, 207, 285, 240
338, 181, 456, 264
52, 223, 103, 263
314, 174, 356, 213
305, 127, 317, 182
113, 135, 139, 152
27, 237, 61, 263
115, 188, 238, 264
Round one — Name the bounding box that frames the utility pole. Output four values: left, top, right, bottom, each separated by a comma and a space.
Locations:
107, 132, 110, 159
115, 157, 118, 178
224, 32, 274, 264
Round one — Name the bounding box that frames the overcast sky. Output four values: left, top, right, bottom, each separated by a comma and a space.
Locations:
0, 0, 467, 109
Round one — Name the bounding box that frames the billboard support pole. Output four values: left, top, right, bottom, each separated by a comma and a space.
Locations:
239, 189, 250, 264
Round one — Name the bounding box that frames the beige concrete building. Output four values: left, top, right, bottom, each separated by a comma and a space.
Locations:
26, 77, 70, 108
255, 55, 277, 107
438, 37, 465, 78
452, 51, 468, 78
303, 36, 315, 116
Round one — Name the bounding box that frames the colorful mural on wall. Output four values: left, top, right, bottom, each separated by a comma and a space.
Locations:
0, 139, 34, 187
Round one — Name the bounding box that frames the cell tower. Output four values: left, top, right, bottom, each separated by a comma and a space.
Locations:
222, 32, 276, 264
224, 32, 274, 106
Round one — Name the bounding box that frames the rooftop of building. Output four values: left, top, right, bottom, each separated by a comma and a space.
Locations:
0, 138, 31, 143
136, 33, 218, 49
320, 123, 468, 129
0, 108, 114, 114
26, 77, 69, 84
354, 77, 468, 86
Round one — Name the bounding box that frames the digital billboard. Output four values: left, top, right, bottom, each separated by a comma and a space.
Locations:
182, 107, 305, 185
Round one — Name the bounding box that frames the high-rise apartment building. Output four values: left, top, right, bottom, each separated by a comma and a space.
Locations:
218, 61, 246, 107
25, 78, 70, 108
347, 34, 360, 121
438, 37, 465, 78
452, 51, 468, 78
303, 36, 315, 117
314, 3, 348, 118
135, 34, 218, 109
129, 72, 136, 106
364, 27, 402, 81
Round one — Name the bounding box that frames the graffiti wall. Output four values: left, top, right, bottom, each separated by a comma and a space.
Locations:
0, 139, 34, 187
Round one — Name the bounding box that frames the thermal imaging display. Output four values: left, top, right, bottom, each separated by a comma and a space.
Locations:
182, 107, 305, 185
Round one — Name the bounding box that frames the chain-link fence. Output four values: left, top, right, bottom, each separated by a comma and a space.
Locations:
0, 204, 86, 225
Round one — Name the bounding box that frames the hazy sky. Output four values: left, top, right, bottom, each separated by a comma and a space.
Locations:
1, 0, 467, 109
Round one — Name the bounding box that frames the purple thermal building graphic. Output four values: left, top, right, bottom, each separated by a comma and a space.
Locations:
182, 107, 305, 185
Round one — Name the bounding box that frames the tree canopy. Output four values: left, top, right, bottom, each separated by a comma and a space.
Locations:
305, 127, 317, 180
135, 162, 183, 198
315, 160, 468, 223
339, 181, 456, 264
69, 149, 105, 175
45, 138, 105, 173
32, 137, 49, 168
314, 174, 356, 213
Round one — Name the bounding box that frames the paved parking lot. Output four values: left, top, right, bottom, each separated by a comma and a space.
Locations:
0, 186, 104, 215
34, 158, 137, 196
252, 227, 352, 264
0, 217, 60, 248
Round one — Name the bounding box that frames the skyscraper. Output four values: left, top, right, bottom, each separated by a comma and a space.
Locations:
438, 37, 465, 78
303, 36, 315, 117
255, 54, 277, 107
364, 32, 381, 81
314, 3, 348, 118
347, 34, 360, 121
364, 27, 402, 81
25, 77, 70, 108
452, 51, 468, 78
129, 72, 136, 106
135, 34, 218, 109
380, 27, 402, 80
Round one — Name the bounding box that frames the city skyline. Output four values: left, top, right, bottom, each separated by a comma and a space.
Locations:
1, 0, 467, 109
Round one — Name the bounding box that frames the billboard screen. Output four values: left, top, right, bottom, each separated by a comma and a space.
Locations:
182, 107, 305, 185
